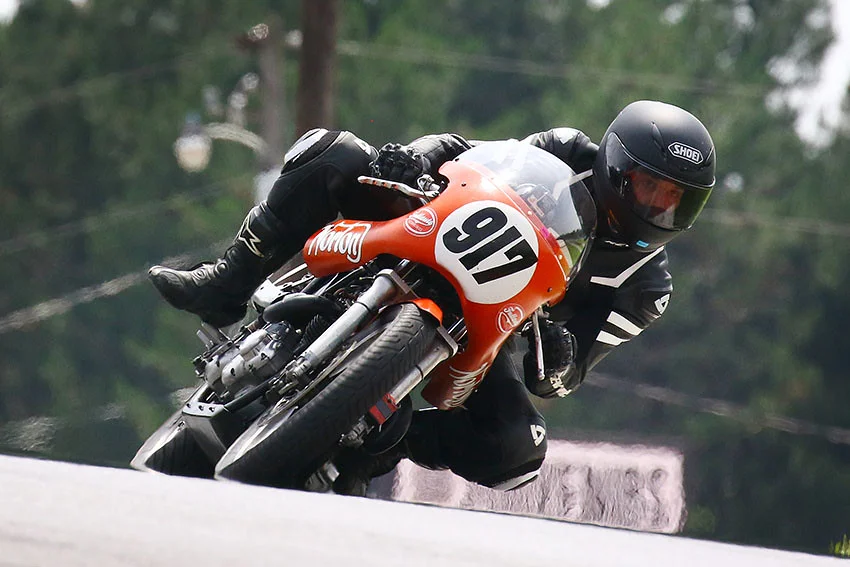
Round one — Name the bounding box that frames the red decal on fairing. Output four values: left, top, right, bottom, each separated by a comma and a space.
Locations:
404, 207, 438, 237
496, 304, 524, 333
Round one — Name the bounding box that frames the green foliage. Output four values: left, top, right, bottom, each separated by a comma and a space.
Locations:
831, 534, 850, 558
0, 0, 848, 556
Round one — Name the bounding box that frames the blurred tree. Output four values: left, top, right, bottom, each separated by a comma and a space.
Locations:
295, 0, 339, 136
0, 0, 301, 446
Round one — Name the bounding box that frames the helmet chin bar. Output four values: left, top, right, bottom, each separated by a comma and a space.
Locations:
598, 211, 630, 247
604, 210, 622, 235
606, 208, 678, 252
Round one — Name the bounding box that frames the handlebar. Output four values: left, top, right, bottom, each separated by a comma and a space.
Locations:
357, 174, 442, 203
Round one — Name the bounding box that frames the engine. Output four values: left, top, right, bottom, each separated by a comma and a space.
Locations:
198, 321, 299, 397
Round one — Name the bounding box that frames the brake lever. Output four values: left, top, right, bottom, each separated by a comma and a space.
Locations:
416, 174, 443, 195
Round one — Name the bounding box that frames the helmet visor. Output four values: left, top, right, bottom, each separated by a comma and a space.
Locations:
606, 135, 712, 230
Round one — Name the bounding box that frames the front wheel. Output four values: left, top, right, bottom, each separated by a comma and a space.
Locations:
214, 303, 436, 488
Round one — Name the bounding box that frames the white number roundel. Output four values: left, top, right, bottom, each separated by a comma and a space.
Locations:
435, 200, 539, 304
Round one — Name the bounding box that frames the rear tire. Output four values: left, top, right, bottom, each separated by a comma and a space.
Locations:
215, 303, 435, 488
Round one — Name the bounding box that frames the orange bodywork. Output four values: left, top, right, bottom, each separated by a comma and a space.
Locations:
302, 160, 570, 409
409, 298, 443, 324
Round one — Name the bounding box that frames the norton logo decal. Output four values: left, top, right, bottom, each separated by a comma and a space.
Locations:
497, 304, 525, 333
668, 142, 703, 164
307, 221, 371, 263
404, 207, 438, 237
435, 201, 539, 305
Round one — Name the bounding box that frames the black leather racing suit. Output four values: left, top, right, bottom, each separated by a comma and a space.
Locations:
262, 128, 673, 489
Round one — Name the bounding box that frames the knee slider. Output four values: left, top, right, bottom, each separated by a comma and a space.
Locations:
485, 460, 544, 492
479, 417, 548, 491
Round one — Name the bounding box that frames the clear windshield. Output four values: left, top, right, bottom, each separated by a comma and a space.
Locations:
454, 140, 596, 276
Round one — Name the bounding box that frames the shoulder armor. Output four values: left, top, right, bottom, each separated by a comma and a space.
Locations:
521, 128, 598, 172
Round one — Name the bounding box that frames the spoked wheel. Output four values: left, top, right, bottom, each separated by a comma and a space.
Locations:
214, 303, 436, 488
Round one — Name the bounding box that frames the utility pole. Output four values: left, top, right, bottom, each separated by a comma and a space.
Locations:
256, 18, 285, 168
295, 0, 339, 137
237, 19, 286, 170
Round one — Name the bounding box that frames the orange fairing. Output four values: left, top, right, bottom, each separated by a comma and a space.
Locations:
410, 298, 443, 324
303, 160, 569, 409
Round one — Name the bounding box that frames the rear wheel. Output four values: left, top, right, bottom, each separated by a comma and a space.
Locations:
215, 303, 435, 488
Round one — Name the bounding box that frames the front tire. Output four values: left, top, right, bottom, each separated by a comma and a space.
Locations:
215, 303, 435, 488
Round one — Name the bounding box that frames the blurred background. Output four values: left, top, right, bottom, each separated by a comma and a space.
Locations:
1, 0, 848, 557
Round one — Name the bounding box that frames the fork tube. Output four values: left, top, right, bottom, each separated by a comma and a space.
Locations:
532, 310, 546, 381
286, 271, 401, 380
387, 327, 458, 402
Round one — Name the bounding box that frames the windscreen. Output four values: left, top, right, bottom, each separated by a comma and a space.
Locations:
455, 140, 596, 276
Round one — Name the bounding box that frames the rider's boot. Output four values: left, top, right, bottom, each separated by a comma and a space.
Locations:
148, 202, 294, 328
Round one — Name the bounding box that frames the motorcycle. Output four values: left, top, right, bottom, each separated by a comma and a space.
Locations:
131, 140, 596, 491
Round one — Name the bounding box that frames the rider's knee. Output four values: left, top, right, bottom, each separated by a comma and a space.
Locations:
280, 129, 375, 179
265, 130, 376, 229
475, 419, 548, 491
449, 414, 549, 491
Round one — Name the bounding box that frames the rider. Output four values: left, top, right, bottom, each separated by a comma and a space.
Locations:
149, 100, 716, 495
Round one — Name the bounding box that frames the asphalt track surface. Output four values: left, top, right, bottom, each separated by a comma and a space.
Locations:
0, 455, 844, 566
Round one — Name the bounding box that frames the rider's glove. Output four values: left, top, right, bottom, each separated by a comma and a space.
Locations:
522, 320, 577, 399
371, 143, 430, 186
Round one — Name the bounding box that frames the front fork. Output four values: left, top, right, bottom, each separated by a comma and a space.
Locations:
342, 324, 458, 444
281, 268, 408, 387
306, 319, 458, 494
302, 272, 460, 493
224, 267, 410, 413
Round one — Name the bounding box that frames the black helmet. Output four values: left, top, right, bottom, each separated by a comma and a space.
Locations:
592, 100, 715, 251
